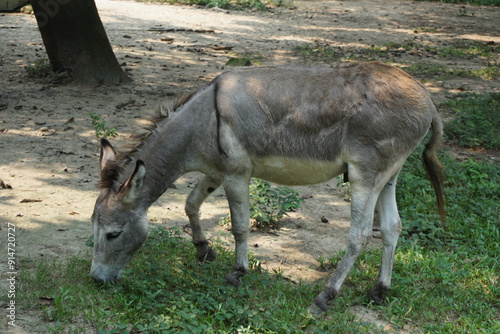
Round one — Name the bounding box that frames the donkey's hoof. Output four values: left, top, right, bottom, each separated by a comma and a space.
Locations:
224, 270, 245, 287
197, 248, 216, 262
367, 285, 389, 305
309, 293, 328, 316
307, 302, 326, 317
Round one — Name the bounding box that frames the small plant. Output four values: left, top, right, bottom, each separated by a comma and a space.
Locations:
249, 178, 303, 228
226, 52, 264, 66
25, 58, 52, 78
336, 174, 351, 201
88, 113, 118, 140
218, 178, 304, 228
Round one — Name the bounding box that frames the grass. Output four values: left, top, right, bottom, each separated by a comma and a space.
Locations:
17, 229, 384, 333
142, 0, 294, 10
415, 0, 500, 5
226, 52, 265, 66
443, 93, 500, 149
294, 40, 499, 80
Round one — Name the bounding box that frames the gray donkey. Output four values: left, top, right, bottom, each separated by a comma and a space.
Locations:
91, 62, 445, 314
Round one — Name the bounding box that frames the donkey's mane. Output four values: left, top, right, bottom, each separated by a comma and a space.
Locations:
98, 91, 197, 189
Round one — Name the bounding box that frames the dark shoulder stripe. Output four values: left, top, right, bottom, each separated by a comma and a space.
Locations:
213, 77, 227, 157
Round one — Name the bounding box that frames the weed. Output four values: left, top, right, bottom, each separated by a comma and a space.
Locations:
249, 178, 303, 228
336, 174, 351, 201
88, 113, 118, 141
25, 58, 52, 78
25, 58, 69, 82
226, 52, 264, 66
219, 178, 304, 228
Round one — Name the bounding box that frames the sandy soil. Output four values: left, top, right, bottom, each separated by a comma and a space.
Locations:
1, 0, 499, 332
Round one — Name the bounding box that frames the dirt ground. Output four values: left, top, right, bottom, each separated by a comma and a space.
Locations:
1, 0, 499, 332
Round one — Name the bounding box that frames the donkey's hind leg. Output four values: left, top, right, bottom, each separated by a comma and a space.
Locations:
368, 170, 402, 304
310, 165, 393, 315
185, 175, 222, 262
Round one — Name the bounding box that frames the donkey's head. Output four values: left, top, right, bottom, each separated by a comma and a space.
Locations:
90, 139, 149, 284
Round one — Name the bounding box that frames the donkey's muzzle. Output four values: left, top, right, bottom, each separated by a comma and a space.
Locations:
90, 263, 121, 284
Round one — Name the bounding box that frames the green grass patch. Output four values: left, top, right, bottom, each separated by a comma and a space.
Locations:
295, 40, 499, 63
294, 40, 499, 80
142, 0, 294, 10
226, 52, 265, 66
17, 228, 384, 333
321, 246, 498, 333
415, 0, 500, 6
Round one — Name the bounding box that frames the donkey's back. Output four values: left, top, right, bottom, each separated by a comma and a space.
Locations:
212, 62, 438, 186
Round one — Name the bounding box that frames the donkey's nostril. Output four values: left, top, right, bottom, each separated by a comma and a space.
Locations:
91, 265, 121, 285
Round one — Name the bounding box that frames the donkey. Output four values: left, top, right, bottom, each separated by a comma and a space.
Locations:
90, 62, 445, 314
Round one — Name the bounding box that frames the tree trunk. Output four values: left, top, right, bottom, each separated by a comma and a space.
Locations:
30, 0, 130, 85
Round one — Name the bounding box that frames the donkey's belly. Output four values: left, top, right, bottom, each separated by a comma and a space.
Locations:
250, 156, 347, 186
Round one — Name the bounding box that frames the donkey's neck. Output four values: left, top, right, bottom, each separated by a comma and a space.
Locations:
133, 113, 196, 208
117, 84, 218, 210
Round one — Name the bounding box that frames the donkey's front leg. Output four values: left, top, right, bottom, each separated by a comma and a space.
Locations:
185, 175, 222, 262
222, 174, 251, 286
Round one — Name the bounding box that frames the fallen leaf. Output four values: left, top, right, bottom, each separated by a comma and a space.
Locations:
213, 45, 233, 51
69, 211, 80, 215
20, 199, 42, 203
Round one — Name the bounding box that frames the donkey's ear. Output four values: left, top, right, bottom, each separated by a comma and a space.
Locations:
119, 160, 146, 204
100, 138, 117, 171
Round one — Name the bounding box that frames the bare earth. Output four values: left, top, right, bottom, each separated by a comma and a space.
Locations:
1, 0, 499, 332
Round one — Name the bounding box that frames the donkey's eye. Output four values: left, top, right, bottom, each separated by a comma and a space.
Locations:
106, 232, 122, 240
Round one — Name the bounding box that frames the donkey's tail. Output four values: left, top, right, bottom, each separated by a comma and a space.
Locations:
422, 110, 446, 227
